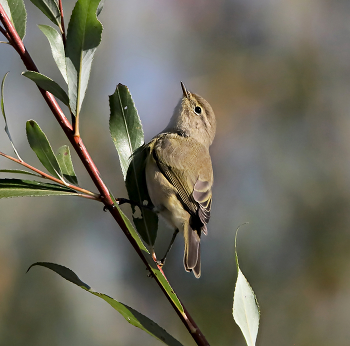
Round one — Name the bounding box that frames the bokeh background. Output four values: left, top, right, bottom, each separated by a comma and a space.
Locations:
1, 0, 350, 345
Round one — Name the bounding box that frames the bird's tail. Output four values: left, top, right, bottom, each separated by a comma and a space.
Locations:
184, 223, 201, 278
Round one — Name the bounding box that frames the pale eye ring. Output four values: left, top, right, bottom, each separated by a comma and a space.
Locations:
194, 106, 202, 115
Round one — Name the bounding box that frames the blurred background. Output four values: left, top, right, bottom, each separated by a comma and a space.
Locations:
1, 0, 350, 345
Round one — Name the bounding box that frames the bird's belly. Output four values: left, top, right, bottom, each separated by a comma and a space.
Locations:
145, 157, 189, 232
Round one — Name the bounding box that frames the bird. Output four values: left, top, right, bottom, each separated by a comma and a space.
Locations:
144, 82, 216, 278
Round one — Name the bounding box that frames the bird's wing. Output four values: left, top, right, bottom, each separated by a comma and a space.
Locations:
193, 179, 212, 234
153, 134, 213, 230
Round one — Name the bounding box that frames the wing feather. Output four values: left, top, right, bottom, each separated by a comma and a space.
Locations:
153, 134, 213, 233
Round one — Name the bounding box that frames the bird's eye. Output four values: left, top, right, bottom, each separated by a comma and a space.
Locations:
194, 106, 202, 114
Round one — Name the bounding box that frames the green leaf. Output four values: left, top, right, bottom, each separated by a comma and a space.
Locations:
38, 25, 67, 83
0, 179, 77, 198
109, 84, 158, 246
112, 196, 183, 315
27, 262, 184, 346
26, 120, 62, 180
65, 0, 103, 117
150, 266, 184, 315
126, 146, 158, 246
109, 194, 149, 254
22, 71, 69, 106
1, 72, 22, 160
117, 204, 150, 254
56, 145, 78, 185
0, 169, 41, 177
29, 0, 61, 29
109, 84, 144, 179
233, 225, 260, 346
0, 0, 27, 40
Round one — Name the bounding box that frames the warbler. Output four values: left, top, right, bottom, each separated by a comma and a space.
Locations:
145, 82, 216, 278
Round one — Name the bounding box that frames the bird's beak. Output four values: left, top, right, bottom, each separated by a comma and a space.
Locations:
181, 81, 190, 99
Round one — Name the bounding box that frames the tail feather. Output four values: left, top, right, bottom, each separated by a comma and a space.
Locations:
192, 248, 201, 278
184, 223, 201, 278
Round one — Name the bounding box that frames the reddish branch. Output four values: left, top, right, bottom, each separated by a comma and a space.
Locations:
0, 5, 210, 346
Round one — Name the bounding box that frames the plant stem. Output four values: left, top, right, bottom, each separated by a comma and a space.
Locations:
0, 5, 210, 346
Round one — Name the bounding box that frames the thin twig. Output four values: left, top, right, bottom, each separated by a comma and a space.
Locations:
0, 151, 100, 199
0, 5, 210, 346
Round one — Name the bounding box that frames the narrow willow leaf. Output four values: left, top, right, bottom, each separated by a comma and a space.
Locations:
233, 226, 260, 346
126, 146, 158, 246
22, 71, 69, 106
57, 145, 78, 185
109, 84, 144, 179
109, 84, 158, 245
150, 266, 184, 314
0, 179, 76, 198
110, 196, 182, 314
27, 262, 184, 346
1, 72, 22, 160
109, 194, 149, 254
65, 0, 103, 117
0, 169, 41, 177
116, 204, 150, 254
30, 0, 61, 29
26, 120, 62, 180
38, 25, 67, 83
112, 195, 182, 314
0, 0, 27, 39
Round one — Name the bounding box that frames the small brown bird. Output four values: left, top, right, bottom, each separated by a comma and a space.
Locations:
145, 82, 216, 278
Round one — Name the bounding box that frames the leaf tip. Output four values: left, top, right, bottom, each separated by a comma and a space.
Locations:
26, 262, 38, 273
27, 119, 35, 127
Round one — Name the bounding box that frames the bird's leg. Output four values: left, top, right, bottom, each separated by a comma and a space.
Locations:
158, 229, 179, 267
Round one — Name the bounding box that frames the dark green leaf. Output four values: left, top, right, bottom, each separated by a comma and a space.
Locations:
0, 0, 27, 40
109, 84, 157, 245
0, 169, 41, 177
109, 83, 144, 179
109, 196, 182, 314
57, 145, 78, 185
150, 266, 184, 314
109, 194, 149, 254
117, 203, 150, 254
27, 262, 184, 346
26, 120, 62, 179
126, 146, 158, 246
27, 262, 89, 286
108, 199, 181, 314
22, 71, 69, 106
233, 225, 260, 346
65, 0, 103, 117
1, 72, 22, 160
0, 179, 76, 198
29, 0, 61, 29
38, 25, 67, 83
